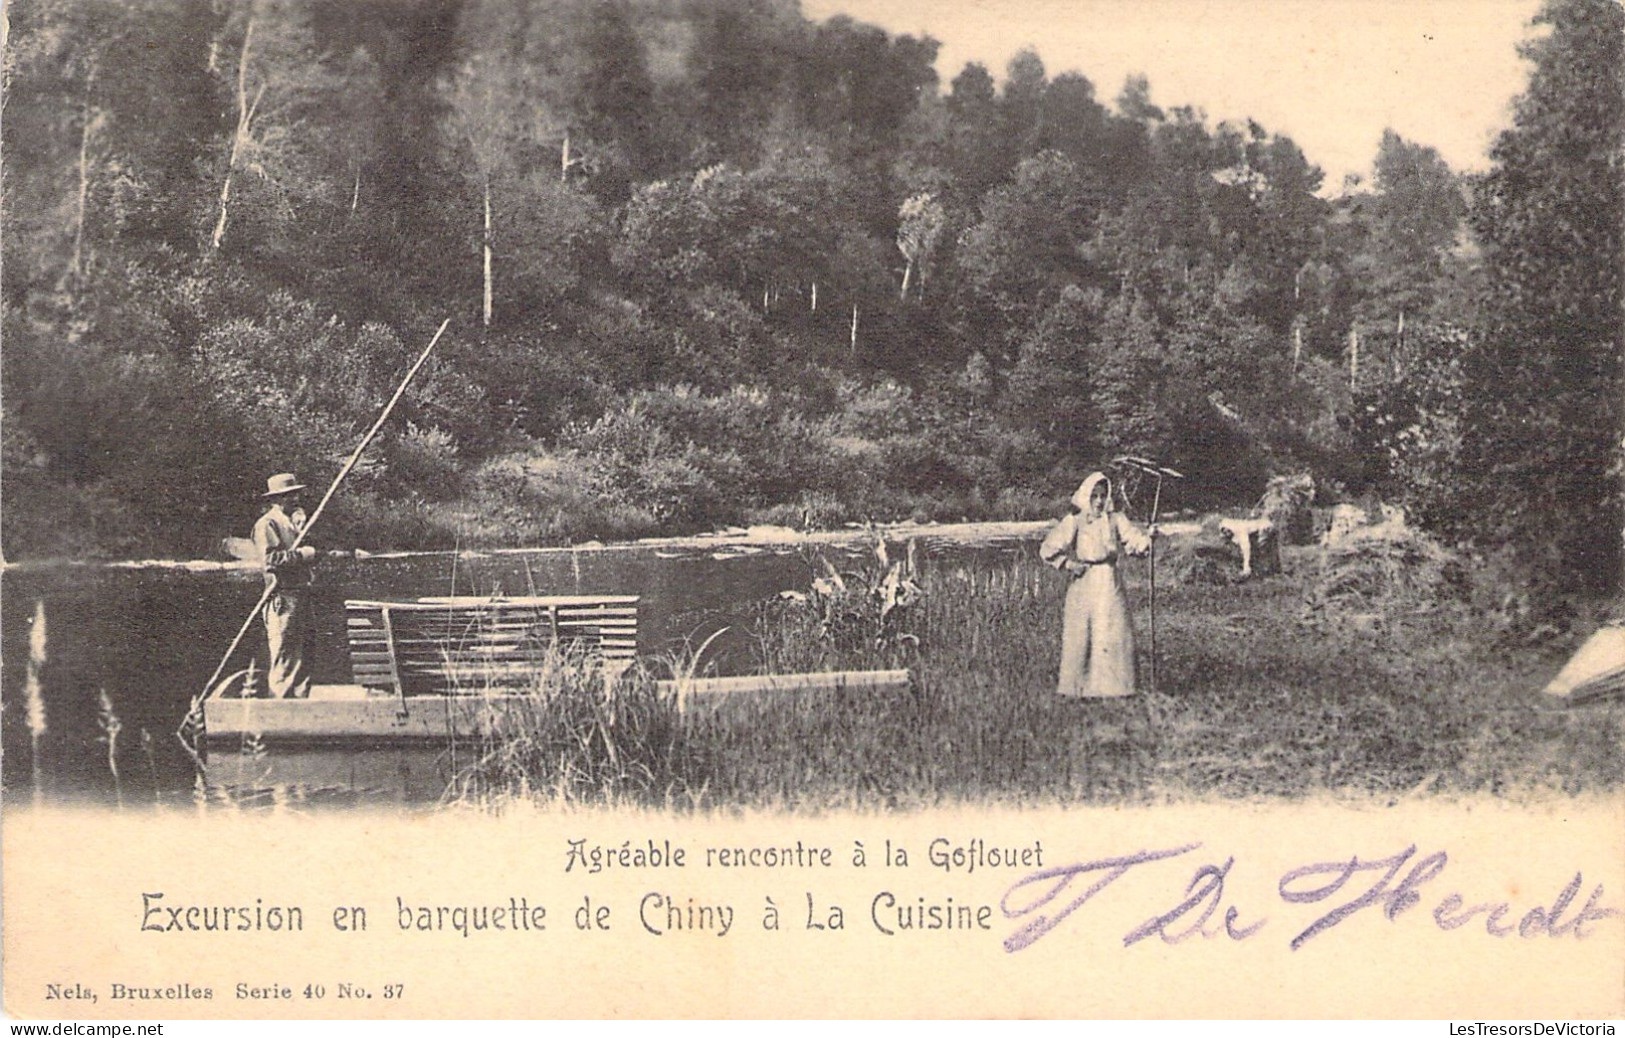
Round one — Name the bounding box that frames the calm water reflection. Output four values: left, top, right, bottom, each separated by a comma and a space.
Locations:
199, 746, 461, 810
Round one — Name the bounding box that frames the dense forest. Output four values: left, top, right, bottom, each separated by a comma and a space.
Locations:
2, 0, 1619, 598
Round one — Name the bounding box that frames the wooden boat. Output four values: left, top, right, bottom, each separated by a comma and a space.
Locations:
202, 594, 911, 745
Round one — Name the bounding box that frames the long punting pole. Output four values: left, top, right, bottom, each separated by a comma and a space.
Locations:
190, 319, 452, 711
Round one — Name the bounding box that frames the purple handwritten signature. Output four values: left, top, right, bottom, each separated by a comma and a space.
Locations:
1000, 844, 1619, 952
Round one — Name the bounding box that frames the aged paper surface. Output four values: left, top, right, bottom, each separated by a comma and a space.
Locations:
4, 0, 1623, 1022
4, 801, 1623, 1018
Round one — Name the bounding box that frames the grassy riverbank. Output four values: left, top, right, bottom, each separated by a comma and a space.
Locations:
448, 548, 1623, 811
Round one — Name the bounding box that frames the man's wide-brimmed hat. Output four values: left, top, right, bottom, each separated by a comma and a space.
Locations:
263, 473, 307, 498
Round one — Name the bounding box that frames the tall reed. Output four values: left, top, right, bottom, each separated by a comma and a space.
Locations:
446, 644, 687, 808
97, 689, 124, 808
25, 600, 48, 806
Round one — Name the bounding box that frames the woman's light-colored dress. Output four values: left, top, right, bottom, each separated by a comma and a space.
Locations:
1040, 478, 1151, 698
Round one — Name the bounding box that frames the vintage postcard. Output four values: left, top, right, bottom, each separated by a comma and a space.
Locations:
3, 0, 1621, 1021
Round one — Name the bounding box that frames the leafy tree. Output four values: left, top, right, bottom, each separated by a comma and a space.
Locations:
1001, 285, 1105, 464
1116, 73, 1163, 122
1457, 0, 1624, 590
614, 155, 850, 314
205, 0, 349, 256
1092, 293, 1174, 464
1353, 324, 1470, 521
1338, 132, 1469, 494
956, 150, 1099, 345
1338, 130, 1465, 363
896, 192, 945, 299
561, 0, 659, 194
794, 17, 938, 163
689, 0, 794, 163
3, 0, 220, 296
1000, 48, 1047, 158
1037, 73, 1108, 169
1368, 130, 1464, 294
1086, 116, 1234, 314
441, 0, 572, 327
306, 0, 468, 250
943, 62, 1006, 199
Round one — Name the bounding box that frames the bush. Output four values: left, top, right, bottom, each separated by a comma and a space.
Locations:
747, 491, 851, 531
325, 488, 449, 552
436, 451, 659, 547
569, 402, 722, 528
877, 434, 977, 498
827, 378, 919, 439
381, 424, 464, 501
565, 387, 856, 531
461, 326, 613, 441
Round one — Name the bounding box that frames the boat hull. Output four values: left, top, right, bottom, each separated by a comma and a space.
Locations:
203, 670, 913, 745
204, 686, 498, 745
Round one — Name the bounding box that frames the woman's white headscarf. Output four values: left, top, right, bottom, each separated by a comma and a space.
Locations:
1071, 472, 1112, 515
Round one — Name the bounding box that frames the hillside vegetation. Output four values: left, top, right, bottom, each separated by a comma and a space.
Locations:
4, 0, 1618, 606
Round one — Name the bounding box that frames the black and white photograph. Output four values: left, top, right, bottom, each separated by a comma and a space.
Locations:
1, 0, 1621, 1022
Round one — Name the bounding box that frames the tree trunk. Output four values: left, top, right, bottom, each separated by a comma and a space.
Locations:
351, 167, 361, 214
560, 134, 571, 182
810, 281, 817, 313
482, 176, 493, 328
850, 303, 858, 356
1348, 324, 1360, 385
1292, 323, 1303, 371
210, 16, 258, 252
71, 101, 94, 283
899, 258, 913, 301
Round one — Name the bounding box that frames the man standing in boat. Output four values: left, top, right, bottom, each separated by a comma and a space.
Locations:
253, 473, 317, 699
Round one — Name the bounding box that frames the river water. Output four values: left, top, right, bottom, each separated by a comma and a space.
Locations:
1, 529, 1039, 810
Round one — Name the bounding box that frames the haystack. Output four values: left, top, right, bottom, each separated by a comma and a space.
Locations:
1258, 473, 1315, 545
1162, 516, 1253, 584
1301, 506, 1465, 626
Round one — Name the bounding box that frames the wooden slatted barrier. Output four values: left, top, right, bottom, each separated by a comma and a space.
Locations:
344, 596, 639, 695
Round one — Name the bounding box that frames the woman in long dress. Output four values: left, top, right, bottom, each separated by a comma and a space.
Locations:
1039, 472, 1153, 698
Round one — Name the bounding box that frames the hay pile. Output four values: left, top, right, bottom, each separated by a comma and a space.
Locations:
1301, 507, 1466, 627
1161, 515, 1253, 585
1258, 473, 1315, 545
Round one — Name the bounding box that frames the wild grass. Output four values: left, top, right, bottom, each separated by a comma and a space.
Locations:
444, 646, 690, 808
96, 689, 124, 809
447, 547, 1622, 812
